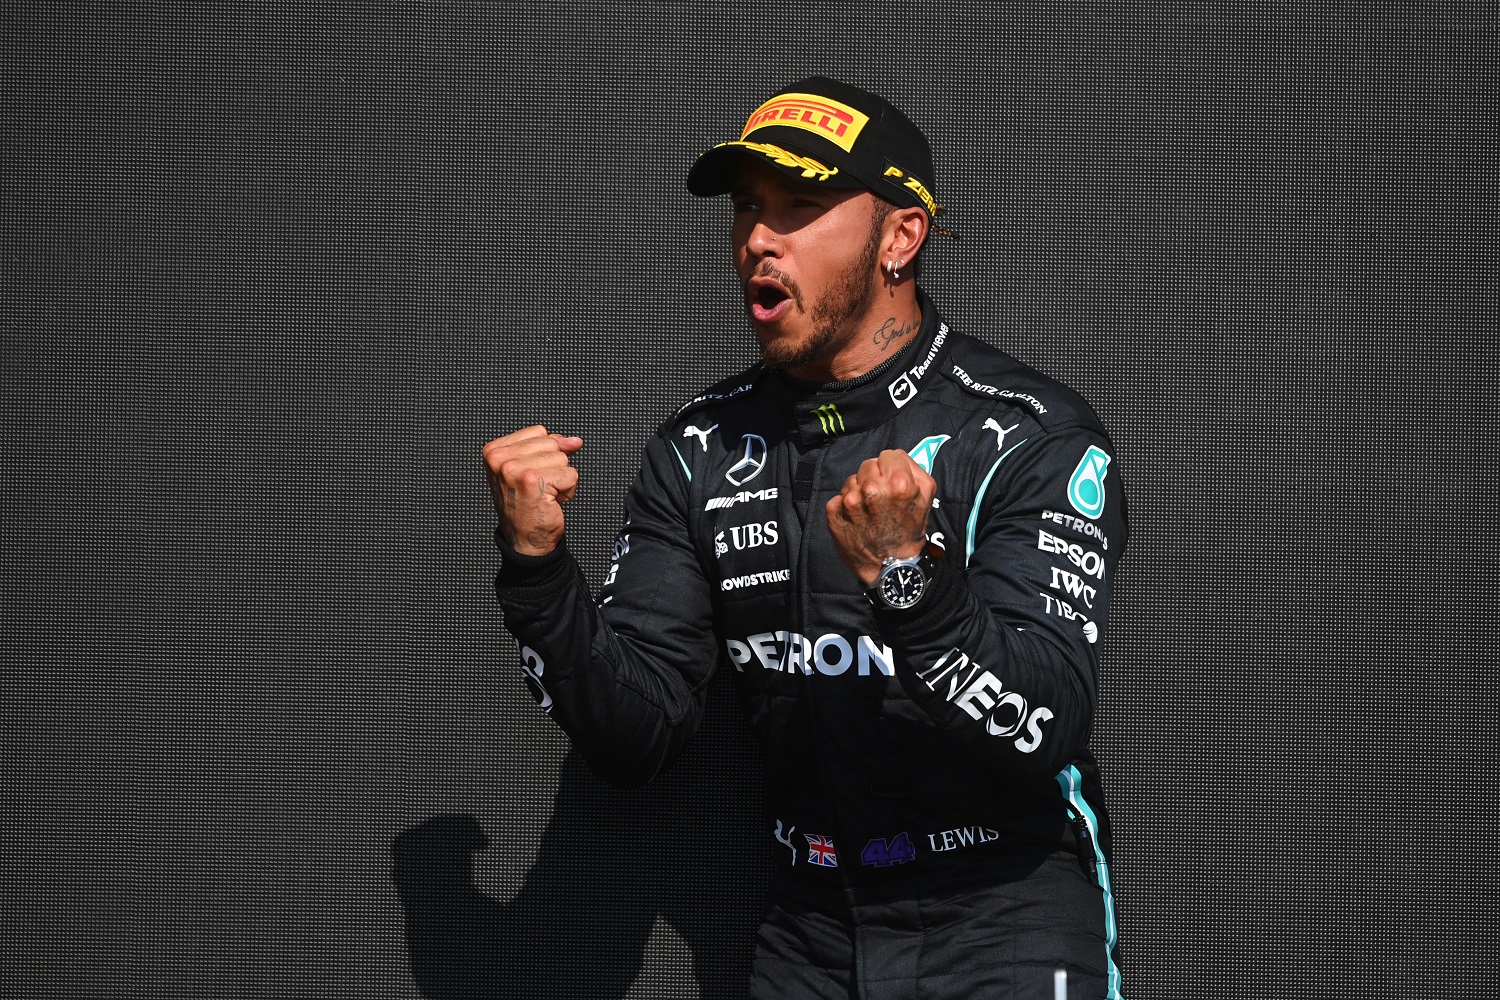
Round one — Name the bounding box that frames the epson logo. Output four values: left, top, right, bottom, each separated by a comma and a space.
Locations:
706, 488, 778, 511
726, 632, 894, 677
1037, 529, 1105, 580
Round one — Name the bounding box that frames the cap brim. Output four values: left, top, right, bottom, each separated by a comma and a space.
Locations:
686, 141, 866, 198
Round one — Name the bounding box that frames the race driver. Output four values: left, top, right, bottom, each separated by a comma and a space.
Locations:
483, 76, 1129, 999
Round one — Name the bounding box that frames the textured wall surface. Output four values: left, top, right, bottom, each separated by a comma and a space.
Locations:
2, 7, 1492, 997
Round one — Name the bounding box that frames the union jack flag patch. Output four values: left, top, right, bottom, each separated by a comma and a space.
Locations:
805, 834, 838, 867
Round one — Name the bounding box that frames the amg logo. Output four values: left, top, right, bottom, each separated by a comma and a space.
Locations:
706, 488, 778, 510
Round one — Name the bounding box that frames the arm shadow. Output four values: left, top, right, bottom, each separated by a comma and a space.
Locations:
393, 672, 767, 999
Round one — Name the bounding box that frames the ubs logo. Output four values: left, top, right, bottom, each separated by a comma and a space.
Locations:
726, 434, 768, 486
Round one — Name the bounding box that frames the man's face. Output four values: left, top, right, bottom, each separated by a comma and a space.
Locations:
730, 159, 888, 379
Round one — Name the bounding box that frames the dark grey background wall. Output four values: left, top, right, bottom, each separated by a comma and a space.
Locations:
2, 6, 1492, 998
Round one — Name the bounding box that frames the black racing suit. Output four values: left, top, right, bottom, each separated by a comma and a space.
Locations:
495, 293, 1128, 999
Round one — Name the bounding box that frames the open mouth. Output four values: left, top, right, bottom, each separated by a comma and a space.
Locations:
748, 277, 793, 323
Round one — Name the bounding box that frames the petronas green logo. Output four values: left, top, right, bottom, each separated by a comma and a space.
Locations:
908, 435, 951, 473
815, 404, 845, 436
1067, 445, 1111, 519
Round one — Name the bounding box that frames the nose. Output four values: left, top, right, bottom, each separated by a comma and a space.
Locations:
747, 221, 782, 260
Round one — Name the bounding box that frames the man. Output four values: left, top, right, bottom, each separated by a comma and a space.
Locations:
484, 76, 1127, 999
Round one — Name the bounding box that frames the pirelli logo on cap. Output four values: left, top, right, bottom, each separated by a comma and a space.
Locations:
741, 93, 870, 153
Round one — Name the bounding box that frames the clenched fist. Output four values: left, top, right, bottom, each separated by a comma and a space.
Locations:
482, 425, 585, 557
826, 449, 936, 587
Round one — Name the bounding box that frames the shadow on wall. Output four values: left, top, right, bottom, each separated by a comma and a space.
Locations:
393, 684, 768, 998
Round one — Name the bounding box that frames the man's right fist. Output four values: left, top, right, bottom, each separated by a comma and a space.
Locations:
482, 425, 585, 557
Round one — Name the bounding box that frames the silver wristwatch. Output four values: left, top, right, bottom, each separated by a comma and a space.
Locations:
867, 555, 930, 610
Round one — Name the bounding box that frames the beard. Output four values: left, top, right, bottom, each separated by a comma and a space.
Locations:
754, 210, 885, 372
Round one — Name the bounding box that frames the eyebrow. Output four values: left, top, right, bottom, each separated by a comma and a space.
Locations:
731, 177, 829, 200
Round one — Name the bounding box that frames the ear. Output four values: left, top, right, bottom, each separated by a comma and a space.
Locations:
884, 206, 930, 263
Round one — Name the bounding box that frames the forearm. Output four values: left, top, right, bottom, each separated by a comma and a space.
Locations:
876, 555, 1097, 779
496, 523, 716, 787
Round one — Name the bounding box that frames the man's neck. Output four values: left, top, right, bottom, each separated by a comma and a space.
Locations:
788, 294, 924, 382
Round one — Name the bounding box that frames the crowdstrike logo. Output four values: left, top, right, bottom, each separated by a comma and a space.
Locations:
720, 569, 791, 591
726, 434, 767, 486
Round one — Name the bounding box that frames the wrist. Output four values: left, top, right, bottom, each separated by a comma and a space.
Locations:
866, 554, 936, 611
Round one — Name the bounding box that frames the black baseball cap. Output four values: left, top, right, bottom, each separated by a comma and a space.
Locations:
686, 76, 946, 222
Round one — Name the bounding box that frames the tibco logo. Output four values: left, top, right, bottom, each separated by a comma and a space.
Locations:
726, 632, 894, 676
1041, 593, 1098, 644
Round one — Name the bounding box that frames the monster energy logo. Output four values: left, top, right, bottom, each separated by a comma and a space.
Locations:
814, 404, 845, 436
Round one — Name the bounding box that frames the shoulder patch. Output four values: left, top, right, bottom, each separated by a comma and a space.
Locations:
672, 373, 762, 419
947, 362, 1051, 417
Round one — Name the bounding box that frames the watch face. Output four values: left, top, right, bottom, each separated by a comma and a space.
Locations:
880, 563, 926, 608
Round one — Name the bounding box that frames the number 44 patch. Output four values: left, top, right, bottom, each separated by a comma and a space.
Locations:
861, 832, 917, 868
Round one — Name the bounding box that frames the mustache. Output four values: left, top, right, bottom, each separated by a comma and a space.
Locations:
744, 261, 804, 311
